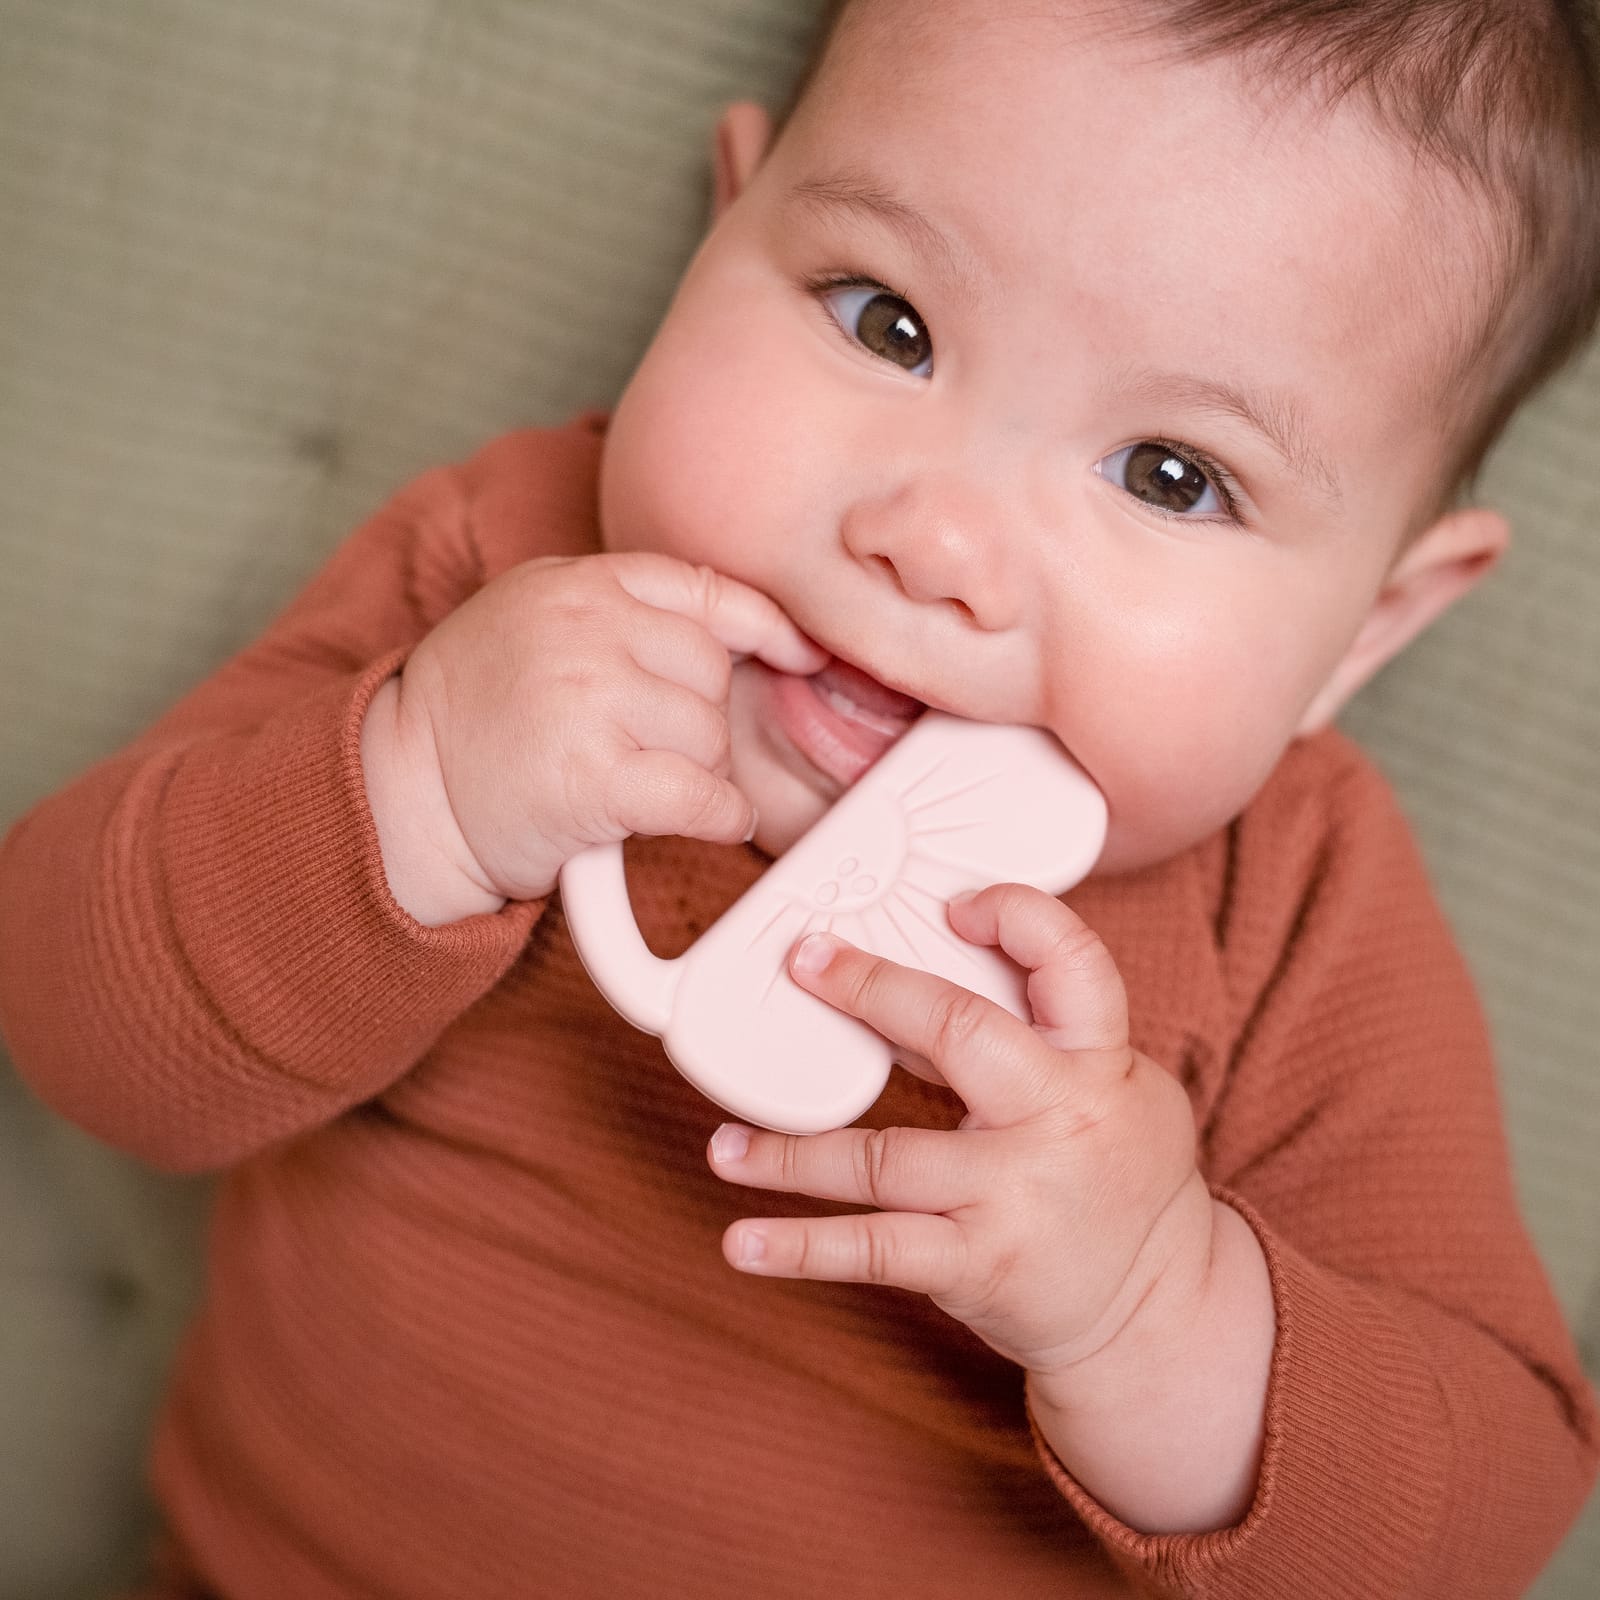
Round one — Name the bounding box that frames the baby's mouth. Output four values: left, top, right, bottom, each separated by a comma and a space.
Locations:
766, 653, 928, 790
809, 655, 927, 734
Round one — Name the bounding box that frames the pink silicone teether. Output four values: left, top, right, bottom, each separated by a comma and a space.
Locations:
558, 711, 1107, 1135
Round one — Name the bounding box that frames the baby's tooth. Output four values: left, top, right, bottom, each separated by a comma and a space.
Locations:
821, 685, 908, 735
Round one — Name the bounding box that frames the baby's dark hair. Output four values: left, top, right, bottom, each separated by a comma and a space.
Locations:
778, 0, 1600, 537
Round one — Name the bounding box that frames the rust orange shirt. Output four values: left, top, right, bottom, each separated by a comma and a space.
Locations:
1, 415, 1594, 1599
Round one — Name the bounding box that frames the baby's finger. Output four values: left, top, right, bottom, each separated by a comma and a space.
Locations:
602, 552, 829, 677
948, 885, 1130, 1061
707, 1120, 972, 1215
719, 1208, 966, 1295
892, 1048, 949, 1087
623, 606, 738, 709
611, 749, 755, 844
617, 675, 733, 779
788, 934, 1057, 1130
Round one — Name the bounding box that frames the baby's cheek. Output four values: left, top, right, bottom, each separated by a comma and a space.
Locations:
1068, 670, 1289, 876
602, 330, 753, 565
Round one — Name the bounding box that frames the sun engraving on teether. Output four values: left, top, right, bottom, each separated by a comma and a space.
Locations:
749, 751, 1012, 1005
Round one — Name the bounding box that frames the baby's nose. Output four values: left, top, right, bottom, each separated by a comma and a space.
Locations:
840, 480, 1021, 632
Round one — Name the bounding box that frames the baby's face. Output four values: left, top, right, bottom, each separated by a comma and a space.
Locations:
600, 0, 1497, 874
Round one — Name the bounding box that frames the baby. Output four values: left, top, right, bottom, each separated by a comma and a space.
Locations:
1, 0, 1598, 1595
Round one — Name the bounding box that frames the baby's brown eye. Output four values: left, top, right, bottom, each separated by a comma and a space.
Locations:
856, 293, 931, 370
1114, 443, 1217, 515
819, 282, 934, 374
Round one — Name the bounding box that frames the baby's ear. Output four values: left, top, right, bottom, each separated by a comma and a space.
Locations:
710, 101, 774, 222
1294, 505, 1510, 737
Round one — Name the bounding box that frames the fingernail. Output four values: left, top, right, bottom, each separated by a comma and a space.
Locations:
711, 1123, 750, 1163
743, 809, 760, 843
792, 932, 836, 976
949, 890, 979, 909
735, 1227, 767, 1267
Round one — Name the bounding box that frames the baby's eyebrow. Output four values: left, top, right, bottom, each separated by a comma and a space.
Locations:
787, 170, 985, 307
1100, 362, 1344, 511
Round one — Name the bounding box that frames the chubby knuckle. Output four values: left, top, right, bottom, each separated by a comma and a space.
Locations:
967, 1234, 1013, 1312
938, 1256, 995, 1333
931, 989, 991, 1058
561, 752, 614, 837
677, 768, 730, 831
859, 1218, 896, 1283
528, 553, 592, 598
793, 1227, 820, 1280
1049, 919, 1105, 971
856, 1126, 899, 1206
686, 562, 727, 611
545, 590, 614, 645
849, 957, 898, 1017
1060, 1082, 1114, 1138
549, 656, 606, 699
609, 753, 658, 831
508, 555, 568, 599
778, 1136, 804, 1191
991, 881, 1032, 916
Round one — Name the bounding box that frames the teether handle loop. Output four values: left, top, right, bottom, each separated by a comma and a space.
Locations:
557, 843, 678, 1034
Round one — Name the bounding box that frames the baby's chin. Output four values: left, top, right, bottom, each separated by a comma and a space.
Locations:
744, 796, 820, 861
735, 751, 828, 860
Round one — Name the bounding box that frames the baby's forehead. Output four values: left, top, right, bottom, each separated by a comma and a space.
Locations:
801, 15, 1479, 316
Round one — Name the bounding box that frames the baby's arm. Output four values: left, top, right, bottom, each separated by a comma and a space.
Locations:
0, 421, 823, 1175
1026, 750, 1599, 1597
703, 741, 1594, 1592
0, 430, 566, 1172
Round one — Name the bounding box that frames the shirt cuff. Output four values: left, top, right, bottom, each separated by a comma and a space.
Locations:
158, 647, 544, 1101
1024, 1186, 1448, 1598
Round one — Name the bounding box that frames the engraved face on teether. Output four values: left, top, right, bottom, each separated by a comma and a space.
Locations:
558, 713, 1107, 1135
811, 858, 882, 910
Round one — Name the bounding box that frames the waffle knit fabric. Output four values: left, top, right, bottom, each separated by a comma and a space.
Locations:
0, 415, 1594, 1600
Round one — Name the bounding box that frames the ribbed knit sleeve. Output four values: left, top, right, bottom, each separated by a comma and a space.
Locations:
0, 424, 604, 1174
1022, 740, 1600, 1597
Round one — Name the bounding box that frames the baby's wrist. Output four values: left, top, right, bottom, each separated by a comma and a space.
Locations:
1031, 1173, 1219, 1403
1026, 1196, 1274, 1532
359, 673, 508, 927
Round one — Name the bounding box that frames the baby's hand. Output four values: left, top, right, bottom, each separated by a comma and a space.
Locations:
707, 885, 1217, 1383
362, 553, 827, 917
